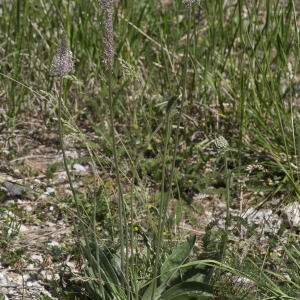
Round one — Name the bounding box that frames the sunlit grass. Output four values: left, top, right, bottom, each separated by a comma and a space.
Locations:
1, 0, 300, 299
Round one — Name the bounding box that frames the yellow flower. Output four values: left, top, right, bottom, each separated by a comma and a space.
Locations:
163, 231, 167, 236
147, 204, 152, 209
132, 124, 139, 130
134, 226, 139, 232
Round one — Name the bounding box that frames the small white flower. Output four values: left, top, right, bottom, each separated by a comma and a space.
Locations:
50, 34, 74, 76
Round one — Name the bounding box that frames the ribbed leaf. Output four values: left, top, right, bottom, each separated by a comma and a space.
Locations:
82, 246, 126, 299
160, 235, 196, 284
82, 246, 118, 285
140, 279, 165, 300
158, 281, 214, 300
141, 236, 196, 300
84, 263, 126, 300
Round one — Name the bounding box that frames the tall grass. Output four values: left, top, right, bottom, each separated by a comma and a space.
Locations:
1, 0, 300, 299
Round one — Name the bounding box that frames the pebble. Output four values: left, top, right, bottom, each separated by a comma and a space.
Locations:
4, 181, 24, 197
73, 163, 86, 172
0, 268, 58, 299
45, 187, 56, 195
282, 202, 300, 228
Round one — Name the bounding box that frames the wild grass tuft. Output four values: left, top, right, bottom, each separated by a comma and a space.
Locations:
1, 0, 300, 299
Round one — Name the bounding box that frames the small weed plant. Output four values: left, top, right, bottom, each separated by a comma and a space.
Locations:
1, 0, 300, 299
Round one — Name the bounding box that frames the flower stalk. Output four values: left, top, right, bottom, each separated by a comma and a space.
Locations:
50, 33, 104, 297
99, 0, 128, 290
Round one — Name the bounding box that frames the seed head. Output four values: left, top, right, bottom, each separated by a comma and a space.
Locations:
14, 259, 26, 270
214, 136, 229, 152
184, 0, 196, 8
43, 254, 53, 267
50, 33, 74, 76
99, 0, 117, 70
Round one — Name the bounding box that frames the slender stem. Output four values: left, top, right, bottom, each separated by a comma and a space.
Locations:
58, 77, 79, 215
57, 76, 104, 297
92, 163, 100, 285
224, 154, 230, 231
107, 70, 126, 288
166, 5, 191, 209
221, 152, 230, 263
130, 160, 137, 300
152, 112, 172, 296
152, 4, 191, 296
21, 268, 24, 300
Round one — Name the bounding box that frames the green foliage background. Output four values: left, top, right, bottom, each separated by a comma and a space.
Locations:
1, 0, 300, 299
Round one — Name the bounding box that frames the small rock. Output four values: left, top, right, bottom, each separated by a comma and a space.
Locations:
38, 194, 47, 200
30, 254, 43, 263
33, 179, 41, 185
19, 225, 29, 232
45, 187, 56, 195
0, 272, 8, 284
24, 204, 33, 212
56, 171, 68, 181
4, 181, 24, 197
26, 280, 39, 287
270, 197, 281, 206
73, 163, 86, 173
47, 241, 60, 247
282, 202, 300, 228
44, 221, 56, 228
7, 288, 16, 296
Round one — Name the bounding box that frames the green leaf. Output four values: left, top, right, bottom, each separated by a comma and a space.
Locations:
0, 294, 6, 300
160, 235, 196, 284
37, 293, 53, 300
176, 260, 214, 284
158, 281, 214, 300
82, 245, 126, 299
141, 236, 196, 300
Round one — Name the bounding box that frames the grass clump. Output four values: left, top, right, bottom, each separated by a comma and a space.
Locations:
1, 0, 300, 299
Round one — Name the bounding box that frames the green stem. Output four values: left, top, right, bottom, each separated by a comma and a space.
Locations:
152, 4, 191, 296
151, 112, 172, 299
130, 160, 137, 300
57, 76, 104, 298
224, 154, 230, 231
58, 77, 80, 217
220, 151, 230, 263
107, 70, 126, 288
